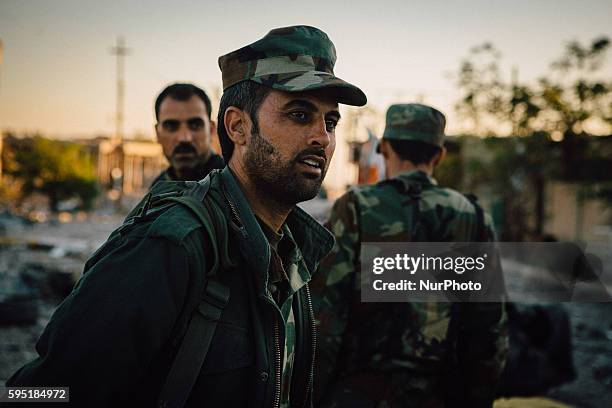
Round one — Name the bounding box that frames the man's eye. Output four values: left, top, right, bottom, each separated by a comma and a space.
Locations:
188, 119, 205, 130
162, 121, 180, 132
289, 111, 308, 122
325, 119, 338, 131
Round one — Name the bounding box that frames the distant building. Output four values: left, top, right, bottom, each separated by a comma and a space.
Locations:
459, 134, 612, 243
85, 137, 167, 195
545, 181, 612, 243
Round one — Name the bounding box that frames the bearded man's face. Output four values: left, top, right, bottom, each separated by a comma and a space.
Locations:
242, 89, 339, 205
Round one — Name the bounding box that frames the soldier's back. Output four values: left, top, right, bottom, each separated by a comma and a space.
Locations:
314, 170, 502, 408
353, 170, 492, 242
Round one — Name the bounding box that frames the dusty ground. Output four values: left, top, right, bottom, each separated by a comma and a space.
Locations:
0, 213, 123, 381
1, 213, 611, 407
546, 302, 612, 407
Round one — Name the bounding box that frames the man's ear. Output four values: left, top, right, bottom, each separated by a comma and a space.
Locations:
209, 119, 217, 139
433, 146, 447, 166
155, 124, 161, 142
224, 107, 249, 147
379, 139, 391, 159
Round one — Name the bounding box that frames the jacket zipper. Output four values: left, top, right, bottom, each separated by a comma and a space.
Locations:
303, 283, 316, 407
220, 176, 300, 407
274, 316, 282, 408
221, 184, 243, 228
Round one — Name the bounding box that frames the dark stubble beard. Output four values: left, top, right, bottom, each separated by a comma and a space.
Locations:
244, 126, 328, 206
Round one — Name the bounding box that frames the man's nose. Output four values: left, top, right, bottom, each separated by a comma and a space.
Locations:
177, 123, 194, 142
308, 118, 331, 148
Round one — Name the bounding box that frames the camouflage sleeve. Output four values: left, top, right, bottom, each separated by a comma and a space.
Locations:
310, 191, 360, 402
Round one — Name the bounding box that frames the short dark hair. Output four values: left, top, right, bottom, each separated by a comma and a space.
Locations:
155, 83, 212, 121
387, 139, 442, 165
217, 81, 272, 161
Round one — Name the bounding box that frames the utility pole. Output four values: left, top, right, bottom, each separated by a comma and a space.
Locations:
0, 39, 4, 181
109, 36, 131, 145
0, 38, 4, 93
108, 37, 131, 211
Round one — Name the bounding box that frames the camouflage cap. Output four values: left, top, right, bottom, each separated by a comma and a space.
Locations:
218, 25, 367, 106
382, 103, 446, 147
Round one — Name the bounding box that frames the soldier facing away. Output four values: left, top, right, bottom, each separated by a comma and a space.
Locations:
311, 104, 508, 407
6, 26, 366, 407
152, 83, 225, 185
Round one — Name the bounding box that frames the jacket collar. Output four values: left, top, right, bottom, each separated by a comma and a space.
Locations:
163, 153, 225, 181
395, 169, 438, 186
218, 167, 335, 281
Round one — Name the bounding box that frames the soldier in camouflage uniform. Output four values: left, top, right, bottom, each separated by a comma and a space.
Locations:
312, 104, 507, 407
7, 26, 366, 407
216, 26, 365, 406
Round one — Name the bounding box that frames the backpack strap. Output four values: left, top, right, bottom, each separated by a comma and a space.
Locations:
157, 280, 230, 408
154, 177, 232, 408
463, 193, 486, 242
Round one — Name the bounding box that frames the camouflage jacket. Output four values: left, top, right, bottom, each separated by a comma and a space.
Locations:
311, 170, 508, 408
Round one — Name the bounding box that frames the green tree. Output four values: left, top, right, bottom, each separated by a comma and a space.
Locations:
7, 136, 99, 212
454, 43, 508, 136
454, 37, 611, 239
455, 37, 610, 139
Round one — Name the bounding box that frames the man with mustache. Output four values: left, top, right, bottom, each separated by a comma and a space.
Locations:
7, 26, 366, 407
153, 83, 224, 184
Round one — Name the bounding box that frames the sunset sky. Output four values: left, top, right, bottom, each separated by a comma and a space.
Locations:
1, 0, 611, 139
